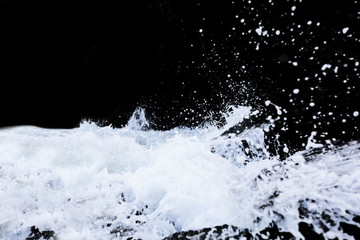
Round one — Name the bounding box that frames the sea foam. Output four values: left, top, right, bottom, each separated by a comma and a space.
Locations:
0, 106, 359, 239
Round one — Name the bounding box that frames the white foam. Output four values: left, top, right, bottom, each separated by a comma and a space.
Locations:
0, 107, 359, 239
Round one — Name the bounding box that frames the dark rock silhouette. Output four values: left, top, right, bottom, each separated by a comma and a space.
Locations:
26, 226, 57, 240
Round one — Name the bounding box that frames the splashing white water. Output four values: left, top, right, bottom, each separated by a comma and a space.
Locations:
0, 106, 359, 240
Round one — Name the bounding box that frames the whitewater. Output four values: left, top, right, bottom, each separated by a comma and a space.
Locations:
0, 106, 359, 239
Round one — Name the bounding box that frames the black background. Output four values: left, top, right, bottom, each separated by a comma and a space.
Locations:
1, 0, 359, 154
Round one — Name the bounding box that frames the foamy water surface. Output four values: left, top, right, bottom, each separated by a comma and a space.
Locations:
0, 107, 359, 239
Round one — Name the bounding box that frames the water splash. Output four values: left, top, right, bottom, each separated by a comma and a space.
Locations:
0, 107, 359, 240
126, 107, 150, 131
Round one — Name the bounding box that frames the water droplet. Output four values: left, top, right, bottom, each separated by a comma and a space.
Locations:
342, 27, 349, 34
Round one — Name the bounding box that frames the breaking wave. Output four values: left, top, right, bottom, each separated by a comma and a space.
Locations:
0, 106, 359, 240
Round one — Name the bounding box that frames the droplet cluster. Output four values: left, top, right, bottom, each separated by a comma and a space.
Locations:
141, 0, 360, 154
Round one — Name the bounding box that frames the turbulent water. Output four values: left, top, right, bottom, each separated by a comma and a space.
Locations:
0, 107, 359, 240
